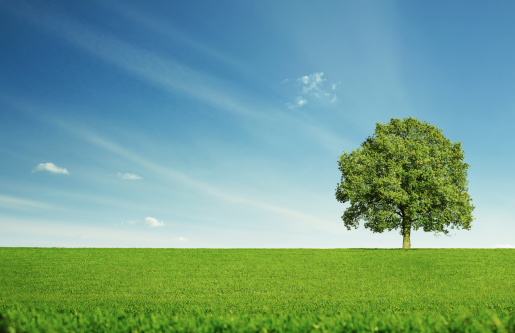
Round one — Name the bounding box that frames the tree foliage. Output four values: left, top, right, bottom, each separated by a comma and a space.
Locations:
335, 117, 474, 248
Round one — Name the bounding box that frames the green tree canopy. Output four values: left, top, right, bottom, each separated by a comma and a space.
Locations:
335, 117, 474, 248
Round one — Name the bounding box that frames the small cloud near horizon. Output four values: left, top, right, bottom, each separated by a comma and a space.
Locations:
117, 220, 138, 226
32, 163, 69, 175
117, 172, 142, 180
493, 244, 514, 248
174, 236, 188, 242
145, 217, 165, 227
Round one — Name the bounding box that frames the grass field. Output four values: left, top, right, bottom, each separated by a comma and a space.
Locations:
0, 248, 513, 332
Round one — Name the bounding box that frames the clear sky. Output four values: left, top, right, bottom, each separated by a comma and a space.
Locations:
1, 0, 514, 248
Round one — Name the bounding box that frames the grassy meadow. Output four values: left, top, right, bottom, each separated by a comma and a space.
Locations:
0, 248, 513, 332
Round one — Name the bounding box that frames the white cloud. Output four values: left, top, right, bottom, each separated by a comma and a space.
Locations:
32, 162, 69, 175
145, 217, 165, 227
174, 236, 188, 242
300, 72, 325, 94
296, 97, 307, 107
117, 172, 142, 180
493, 244, 514, 248
287, 72, 339, 109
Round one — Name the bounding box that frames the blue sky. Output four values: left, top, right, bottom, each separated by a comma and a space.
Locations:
1, 0, 514, 248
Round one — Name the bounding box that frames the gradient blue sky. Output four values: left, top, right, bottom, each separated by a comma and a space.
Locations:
1, 0, 514, 248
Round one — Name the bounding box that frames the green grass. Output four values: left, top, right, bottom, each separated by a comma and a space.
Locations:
0, 248, 513, 332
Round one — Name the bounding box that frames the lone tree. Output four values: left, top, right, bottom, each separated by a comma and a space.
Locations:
335, 117, 474, 249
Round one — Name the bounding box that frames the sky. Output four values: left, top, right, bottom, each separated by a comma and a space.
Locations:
1, 0, 514, 248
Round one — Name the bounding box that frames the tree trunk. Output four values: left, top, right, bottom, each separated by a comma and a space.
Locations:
402, 230, 411, 249
402, 218, 411, 249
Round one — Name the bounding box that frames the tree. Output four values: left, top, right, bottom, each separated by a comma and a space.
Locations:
335, 117, 474, 249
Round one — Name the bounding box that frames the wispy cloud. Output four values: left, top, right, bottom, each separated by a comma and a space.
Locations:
0, 194, 56, 211
60, 125, 334, 228
145, 217, 165, 227
286, 72, 339, 109
0, 217, 185, 247
174, 236, 188, 242
117, 220, 138, 226
2, 1, 264, 120
103, 1, 255, 82
1, 2, 351, 156
32, 162, 69, 175
117, 172, 142, 180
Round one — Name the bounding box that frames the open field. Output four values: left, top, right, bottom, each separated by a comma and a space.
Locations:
0, 248, 514, 332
